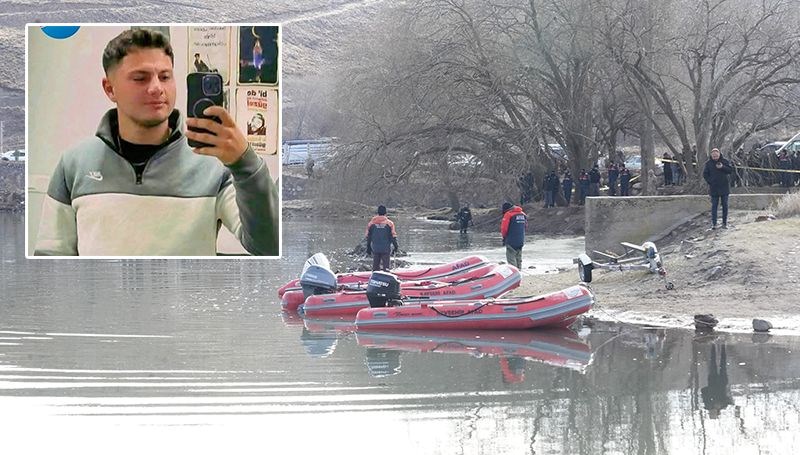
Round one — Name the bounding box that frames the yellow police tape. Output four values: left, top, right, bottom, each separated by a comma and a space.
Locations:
659, 158, 800, 174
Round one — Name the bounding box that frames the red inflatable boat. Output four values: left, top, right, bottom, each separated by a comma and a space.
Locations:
354, 285, 594, 331
281, 261, 496, 311
300, 264, 522, 317
278, 255, 490, 298
355, 328, 592, 372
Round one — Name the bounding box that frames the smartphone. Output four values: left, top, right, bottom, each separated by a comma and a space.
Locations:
186, 72, 224, 148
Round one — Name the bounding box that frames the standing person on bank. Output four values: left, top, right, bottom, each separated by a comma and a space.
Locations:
606, 160, 619, 196
702, 148, 734, 230
365, 205, 399, 271
562, 171, 573, 206
619, 164, 632, 196
588, 165, 601, 197
457, 204, 473, 234
578, 169, 590, 205
500, 202, 527, 270
662, 152, 673, 186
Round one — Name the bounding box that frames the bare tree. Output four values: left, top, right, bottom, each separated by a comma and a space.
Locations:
603, 0, 800, 187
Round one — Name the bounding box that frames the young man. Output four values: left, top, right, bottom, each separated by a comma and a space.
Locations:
365, 205, 399, 271
34, 29, 279, 256
702, 148, 733, 230
500, 202, 527, 270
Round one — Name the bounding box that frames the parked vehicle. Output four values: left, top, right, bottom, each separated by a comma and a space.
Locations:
759, 141, 787, 157
774, 131, 800, 155
282, 139, 333, 166
624, 155, 662, 171
1, 149, 26, 162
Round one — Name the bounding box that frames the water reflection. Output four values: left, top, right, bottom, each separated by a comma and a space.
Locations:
364, 348, 402, 378
701, 344, 733, 419
299, 327, 339, 358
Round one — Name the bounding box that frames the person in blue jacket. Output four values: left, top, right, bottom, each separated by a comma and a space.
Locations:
562, 171, 573, 206
619, 164, 632, 196
365, 205, 399, 271
500, 202, 527, 269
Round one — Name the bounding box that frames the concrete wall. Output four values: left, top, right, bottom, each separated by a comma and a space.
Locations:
0, 161, 24, 211
585, 194, 782, 254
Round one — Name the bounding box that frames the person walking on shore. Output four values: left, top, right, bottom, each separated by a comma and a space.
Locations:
500, 202, 527, 270
702, 148, 733, 230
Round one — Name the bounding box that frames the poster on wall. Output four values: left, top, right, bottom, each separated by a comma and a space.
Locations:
188, 26, 230, 83
238, 26, 278, 84
236, 87, 278, 154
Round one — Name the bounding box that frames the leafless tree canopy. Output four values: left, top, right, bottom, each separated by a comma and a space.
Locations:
297, 0, 800, 206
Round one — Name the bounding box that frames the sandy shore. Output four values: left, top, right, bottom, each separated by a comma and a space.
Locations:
511, 210, 800, 334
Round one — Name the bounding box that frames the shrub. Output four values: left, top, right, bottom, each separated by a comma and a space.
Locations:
773, 191, 800, 218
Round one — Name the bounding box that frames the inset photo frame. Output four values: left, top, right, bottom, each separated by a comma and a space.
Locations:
26, 24, 282, 258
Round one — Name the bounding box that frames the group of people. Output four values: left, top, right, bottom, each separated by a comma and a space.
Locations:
600, 160, 634, 197
362, 145, 755, 272
519, 162, 637, 210
364, 201, 529, 272
662, 152, 686, 186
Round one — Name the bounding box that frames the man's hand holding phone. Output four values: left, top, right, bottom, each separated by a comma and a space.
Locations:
186, 106, 248, 165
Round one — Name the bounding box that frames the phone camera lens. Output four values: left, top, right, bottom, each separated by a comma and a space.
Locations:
202, 75, 221, 96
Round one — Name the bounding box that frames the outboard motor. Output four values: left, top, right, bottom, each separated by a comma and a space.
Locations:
299, 253, 337, 299
366, 271, 402, 308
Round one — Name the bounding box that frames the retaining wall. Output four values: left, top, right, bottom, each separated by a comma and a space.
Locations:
584, 194, 783, 254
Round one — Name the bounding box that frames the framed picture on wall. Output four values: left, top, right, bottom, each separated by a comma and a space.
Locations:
238, 26, 278, 84
188, 26, 230, 84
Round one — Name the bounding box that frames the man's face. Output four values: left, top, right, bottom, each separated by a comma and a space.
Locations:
102, 48, 176, 128
711, 150, 721, 160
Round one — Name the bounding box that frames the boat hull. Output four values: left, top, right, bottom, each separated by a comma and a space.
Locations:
278, 255, 489, 297
280, 262, 497, 311
354, 285, 594, 331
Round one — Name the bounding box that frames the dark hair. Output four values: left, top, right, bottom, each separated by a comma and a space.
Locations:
377, 205, 387, 215
102, 29, 174, 74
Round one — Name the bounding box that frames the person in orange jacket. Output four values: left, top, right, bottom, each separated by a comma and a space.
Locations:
365, 205, 399, 271
500, 202, 527, 269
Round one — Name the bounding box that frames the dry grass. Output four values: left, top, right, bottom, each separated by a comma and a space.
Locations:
773, 191, 800, 218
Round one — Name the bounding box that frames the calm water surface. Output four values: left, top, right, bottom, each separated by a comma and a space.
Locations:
1, 213, 798, 454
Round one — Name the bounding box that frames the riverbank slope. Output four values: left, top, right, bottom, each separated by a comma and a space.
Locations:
512, 209, 800, 333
